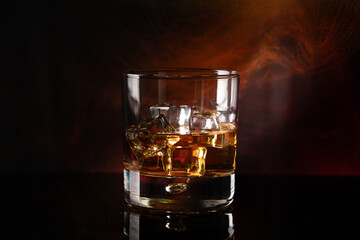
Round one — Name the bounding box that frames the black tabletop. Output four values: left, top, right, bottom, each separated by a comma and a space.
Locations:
2, 173, 360, 239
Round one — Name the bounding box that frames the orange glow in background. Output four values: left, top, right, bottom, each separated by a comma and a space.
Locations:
3, 0, 360, 175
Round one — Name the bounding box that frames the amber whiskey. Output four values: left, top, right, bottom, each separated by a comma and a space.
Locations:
125, 123, 236, 177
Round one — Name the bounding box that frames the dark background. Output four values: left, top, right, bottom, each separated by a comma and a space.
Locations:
2, 0, 360, 175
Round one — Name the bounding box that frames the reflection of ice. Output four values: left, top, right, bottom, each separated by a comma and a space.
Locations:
127, 76, 140, 116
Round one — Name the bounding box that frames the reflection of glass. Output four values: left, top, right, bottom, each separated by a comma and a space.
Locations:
124, 208, 235, 239
122, 69, 239, 213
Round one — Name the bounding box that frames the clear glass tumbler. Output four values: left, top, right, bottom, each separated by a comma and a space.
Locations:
122, 69, 239, 213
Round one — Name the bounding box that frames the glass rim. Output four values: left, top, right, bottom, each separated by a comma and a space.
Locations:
124, 68, 239, 79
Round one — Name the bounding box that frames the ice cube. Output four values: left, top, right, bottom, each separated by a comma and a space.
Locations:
170, 147, 206, 177
125, 114, 177, 163
150, 103, 177, 123
188, 147, 206, 176
213, 123, 237, 149
136, 114, 175, 134
172, 105, 191, 134
190, 109, 220, 132
125, 127, 165, 163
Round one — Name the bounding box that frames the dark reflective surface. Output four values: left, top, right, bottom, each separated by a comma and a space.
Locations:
2, 173, 360, 239
124, 208, 234, 239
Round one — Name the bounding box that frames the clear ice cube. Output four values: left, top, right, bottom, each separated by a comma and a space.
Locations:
150, 103, 177, 123
125, 114, 177, 163
137, 113, 175, 134
190, 108, 220, 132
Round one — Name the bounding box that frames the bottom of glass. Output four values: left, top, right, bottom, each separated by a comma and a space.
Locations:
124, 169, 235, 214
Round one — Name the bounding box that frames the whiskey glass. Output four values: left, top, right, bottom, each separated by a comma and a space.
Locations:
122, 69, 239, 213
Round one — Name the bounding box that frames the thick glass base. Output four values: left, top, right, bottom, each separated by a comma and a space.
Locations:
124, 169, 235, 214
